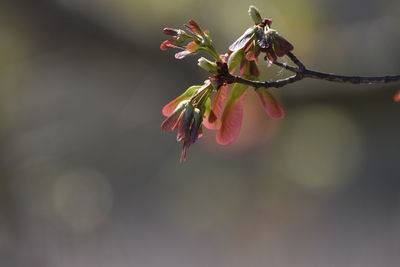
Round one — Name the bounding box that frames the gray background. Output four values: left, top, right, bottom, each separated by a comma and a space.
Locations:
0, 0, 399, 266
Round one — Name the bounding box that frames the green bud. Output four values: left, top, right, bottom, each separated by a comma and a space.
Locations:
197, 57, 218, 74
227, 49, 244, 72
248, 6, 262, 25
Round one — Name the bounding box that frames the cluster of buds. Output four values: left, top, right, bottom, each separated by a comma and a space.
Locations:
160, 6, 288, 161
160, 19, 219, 60
161, 81, 213, 161
228, 5, 294, 74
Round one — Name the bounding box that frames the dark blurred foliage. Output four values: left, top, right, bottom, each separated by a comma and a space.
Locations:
0, 1, 399, 266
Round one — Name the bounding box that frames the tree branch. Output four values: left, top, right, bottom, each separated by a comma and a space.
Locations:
224, 52, 400, 89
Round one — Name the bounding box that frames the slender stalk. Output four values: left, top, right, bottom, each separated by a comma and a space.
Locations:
224, 52, 400, 89
304, 69, 400, 84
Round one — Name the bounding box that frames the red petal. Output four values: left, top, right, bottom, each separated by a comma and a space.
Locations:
265, 48, 277, 66
188, 20, 203, 35
162, 99, 181, 117
249, 61, 260, 77
161, 110, 183, 131
175, 50, 191, 59
203, 85, 229, 130
162, 86, 200, 116
256, 89, 285, 119
273, 35, 294, 57
184, 20, 203, 37
212, 85, 229, 118
228, 27, 256, 52
163, 28, 179, 36
185, 41, 199, 52
216, 85, 248, 145
180, 143, 189, 162
203, 109, 221, 130
160, 39, 180, 50
245, 50, 257, 61
240, 60, 249, 76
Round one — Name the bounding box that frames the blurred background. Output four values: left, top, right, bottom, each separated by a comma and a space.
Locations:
0, 0, 399, 266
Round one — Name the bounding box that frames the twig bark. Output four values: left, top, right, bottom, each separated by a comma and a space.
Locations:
223, 52, 400, 89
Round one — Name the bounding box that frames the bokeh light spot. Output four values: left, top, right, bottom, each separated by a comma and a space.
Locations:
52, 169, 113, 232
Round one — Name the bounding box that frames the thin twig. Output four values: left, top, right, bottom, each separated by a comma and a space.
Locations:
286, 52, 306, 70
304, 69, 400, 84
225, 52, 400, 89
226, 73, 303, 89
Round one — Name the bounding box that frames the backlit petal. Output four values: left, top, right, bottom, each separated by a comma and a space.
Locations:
212, 85, 229, 118
162, 85, 200, 116
175, 50, 191, 59
203, 84, 229, 130
216, 84, 248, 145
187, 20, 203, 36
256, 89, 285, 119
273, 34, 294, 57
229, 27, 256, 52
186, 41, 200, 52
203, 98, 220, 130
161, 109, 183, 131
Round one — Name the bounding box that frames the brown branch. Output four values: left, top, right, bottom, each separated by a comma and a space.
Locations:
225, 73, 304, 89
225, 52, 400, 89
303, 69, 400, 84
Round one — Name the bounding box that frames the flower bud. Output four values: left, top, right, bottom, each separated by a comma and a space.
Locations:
248, 6, 262, 25
189, 108, 203, 143
197, 57, 218, 74
163, 28, 180, 36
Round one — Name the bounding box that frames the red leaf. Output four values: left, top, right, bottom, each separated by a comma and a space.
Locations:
256, 89, 285, 119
